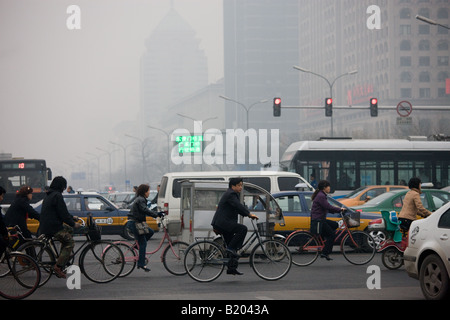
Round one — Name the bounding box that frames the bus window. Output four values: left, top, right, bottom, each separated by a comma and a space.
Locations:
336, 161, 355, 189
360, 162, 376, 186
380, 161, 394, 185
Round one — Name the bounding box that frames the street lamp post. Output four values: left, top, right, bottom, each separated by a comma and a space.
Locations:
219, 95, 268, 169
293, 66, 358, 137
147, 125, 171, 173
125, 134, 148, 182
416, 15, 450, 30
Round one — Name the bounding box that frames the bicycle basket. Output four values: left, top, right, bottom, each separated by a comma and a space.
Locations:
167, 220, 181, 236
87, 215, 102, 241
257, 222, 274, 237
344, 210, 360, 228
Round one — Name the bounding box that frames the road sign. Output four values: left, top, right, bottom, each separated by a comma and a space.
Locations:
396, 101, 413, 117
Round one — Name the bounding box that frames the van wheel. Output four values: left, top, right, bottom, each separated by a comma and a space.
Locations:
419, 254, 449, 300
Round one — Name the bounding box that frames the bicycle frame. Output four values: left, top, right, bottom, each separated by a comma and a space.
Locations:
119, 219, 183, 263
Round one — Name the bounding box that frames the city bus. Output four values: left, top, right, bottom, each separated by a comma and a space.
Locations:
280, 138, 450, 196
0, 158, 52, 205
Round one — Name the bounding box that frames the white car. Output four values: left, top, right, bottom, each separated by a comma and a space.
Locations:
404, 202, 450, 300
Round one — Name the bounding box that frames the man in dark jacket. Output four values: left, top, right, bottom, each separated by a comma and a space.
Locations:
211, 177, 258, 275
39, 176, 81, 278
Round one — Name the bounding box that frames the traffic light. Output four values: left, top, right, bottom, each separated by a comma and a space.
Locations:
325, 98, 333, 117
273, 97, 281, 117
370, 98, 378, 117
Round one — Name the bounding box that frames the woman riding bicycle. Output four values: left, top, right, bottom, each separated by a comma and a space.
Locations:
398, 177, 432, 232
310, 180, 345, 261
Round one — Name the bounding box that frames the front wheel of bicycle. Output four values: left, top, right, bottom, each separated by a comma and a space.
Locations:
341, 231, 376, 265
184, 240, 225, 282
79, 241, 124, 283
162, 240, 189, 276
17, 241, 56, 287
0, 252, 41, 300
250, 239, 292, 281
285, 231, 320, 266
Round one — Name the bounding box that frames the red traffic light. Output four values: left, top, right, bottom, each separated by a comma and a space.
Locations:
371, 98, 378, 105
326, 98, 332, 105
274, 98, 281, 105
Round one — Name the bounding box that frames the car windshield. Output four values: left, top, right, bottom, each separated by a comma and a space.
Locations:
342, 186, 367, 198
362, 191, 400, 206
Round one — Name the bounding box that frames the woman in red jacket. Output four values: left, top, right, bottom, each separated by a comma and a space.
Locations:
310, 180, 345, 260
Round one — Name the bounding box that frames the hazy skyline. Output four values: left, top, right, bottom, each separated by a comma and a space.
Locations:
0, 0, 223, 177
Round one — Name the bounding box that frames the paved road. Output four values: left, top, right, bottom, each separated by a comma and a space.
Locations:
25, 233, 424, 302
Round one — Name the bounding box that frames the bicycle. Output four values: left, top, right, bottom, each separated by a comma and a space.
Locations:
17, 215, 124, 286
183, 219, 292, 282
285, 210, 376, 266
0, 245, 41, 300
112, 213, 189, 277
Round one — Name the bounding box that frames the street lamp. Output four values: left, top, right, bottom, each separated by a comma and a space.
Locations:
218, 95, 268, 169
293, 66, 358, 137
125, 134, 149, 181
416, 15, 450, 30
147, 125, 171, 173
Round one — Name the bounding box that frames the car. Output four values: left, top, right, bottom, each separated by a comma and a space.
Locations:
338, 185, 408, 207
352, 189, 450, 215
107, 192, 135, 208
365, 189, 450, 248
270, 191, 380, 237
27, 192, 159, 240
403, 202, 450, 300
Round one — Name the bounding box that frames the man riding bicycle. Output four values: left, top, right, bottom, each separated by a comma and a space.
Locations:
211, 177, 258, 275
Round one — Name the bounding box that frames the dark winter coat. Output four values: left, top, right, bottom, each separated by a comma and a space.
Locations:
5, 195, 40, 235
211, 188, 250, 232
310, 190, 342, 221
38, 188, 75, 236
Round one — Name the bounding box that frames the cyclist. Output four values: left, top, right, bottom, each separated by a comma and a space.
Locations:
5, 185, 40, 245
0, 186, 7, 257
211, 177, 258, 275
126, 184, 163, 272
38, 176, 81, 278
398, 177, 432, 232
310, 180, 345, 261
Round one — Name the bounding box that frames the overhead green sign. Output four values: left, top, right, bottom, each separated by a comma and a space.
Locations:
176, 135, 203, 153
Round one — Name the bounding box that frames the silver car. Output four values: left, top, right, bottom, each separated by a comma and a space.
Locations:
404, 202, 450, 300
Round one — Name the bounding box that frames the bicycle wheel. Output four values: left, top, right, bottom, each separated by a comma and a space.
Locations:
285, 231, 320, 266
0, 252, 41, 300
250, 239, 292, 281
382, 248, 404, 270
162, 241, 189, 276
17, 241, 56, 287
79, 241, 124, 283
114, 242, 137, 277
341, 231, 376, 265
184, 240, 225, 282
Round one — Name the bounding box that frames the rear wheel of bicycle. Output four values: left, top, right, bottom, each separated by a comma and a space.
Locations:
382, 247, 404, 270
0, 252, 41, 300
114, 242, 137, 277
17, 241, 56, 287
162, 241, 189, 276
79, 241, 124, 283
285, 231, 320, 266
250, 239, 292, 281
341, 231, 376, 265
184, 240, 225, 282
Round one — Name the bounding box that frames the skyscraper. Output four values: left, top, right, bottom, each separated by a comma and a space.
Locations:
140, 5, 208, 134
223, 0, 300, 130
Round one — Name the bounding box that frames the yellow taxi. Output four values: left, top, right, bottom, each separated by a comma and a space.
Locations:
28, 192, 158, 239
337, 185, 408, 207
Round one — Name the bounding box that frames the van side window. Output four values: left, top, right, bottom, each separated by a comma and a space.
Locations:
172, 178, 225, 198
243, 177, 270, 193
277, 177, 301, 191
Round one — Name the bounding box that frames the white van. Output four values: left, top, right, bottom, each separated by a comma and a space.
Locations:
157, 171, 311, 222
